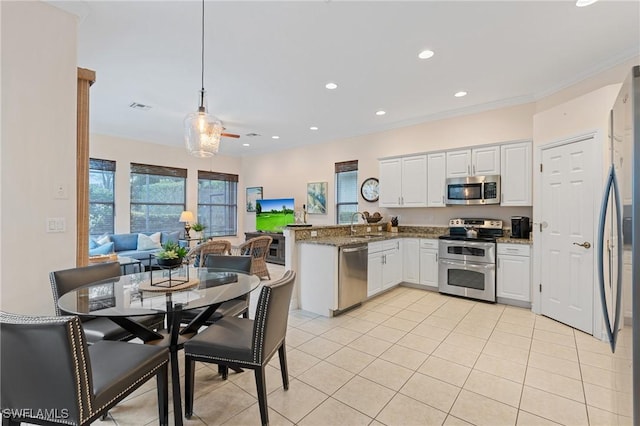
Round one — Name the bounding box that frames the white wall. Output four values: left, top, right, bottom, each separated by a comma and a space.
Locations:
1, 1, 78, 314
90, 134, 245, 245
241, 102, 535, 229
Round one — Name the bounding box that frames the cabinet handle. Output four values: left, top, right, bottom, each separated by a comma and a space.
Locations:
398, 197, 401, 205
442, 195, 445, 204
473, 164, 476, 175
468, 165, 471, 175
436, 254, 438, 262
497, 258, 500, 268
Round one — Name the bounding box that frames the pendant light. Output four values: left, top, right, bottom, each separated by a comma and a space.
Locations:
184, 0, 223, 158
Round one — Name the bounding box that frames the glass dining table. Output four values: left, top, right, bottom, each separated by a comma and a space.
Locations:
58, 266, 260, 426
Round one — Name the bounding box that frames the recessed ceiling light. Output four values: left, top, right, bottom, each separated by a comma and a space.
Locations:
375, 110, 386, 116
325, 82, 338, 90
242, 143, 250, 147
575, 0, 598, 6
310, 126, 319, 131
454, 91, 467, 98
418, 50, 434, 59
272, 136, 280, 139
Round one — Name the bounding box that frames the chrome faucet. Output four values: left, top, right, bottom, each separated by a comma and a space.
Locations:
350, 212, 367, 236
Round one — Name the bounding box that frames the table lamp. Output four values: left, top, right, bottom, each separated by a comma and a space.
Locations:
179, 211, 195, 238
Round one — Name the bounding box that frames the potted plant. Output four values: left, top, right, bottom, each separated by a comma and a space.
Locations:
190, 223, 207, 240
155, 241, 189, 268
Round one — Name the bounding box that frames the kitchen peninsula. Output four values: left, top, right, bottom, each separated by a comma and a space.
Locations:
289, 223, 532, 317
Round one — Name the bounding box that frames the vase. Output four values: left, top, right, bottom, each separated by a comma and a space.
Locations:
157, 257, 183, 268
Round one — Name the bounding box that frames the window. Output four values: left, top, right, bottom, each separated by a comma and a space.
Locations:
89, 158, 115, 237
335, 160, 358, 224
198, 171, 238, 237
130, 163, 186, 233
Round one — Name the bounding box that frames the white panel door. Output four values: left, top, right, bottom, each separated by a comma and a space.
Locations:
379, 158, 402, 207
472, 145, 500, 175
446, 149, 471, 177
501, 142, 532, 206
540, 138, 595, 334
427, 152, 447, 207
401, 155, 427, 207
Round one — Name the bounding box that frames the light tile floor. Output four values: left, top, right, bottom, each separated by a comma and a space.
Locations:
104, 264, 634, 425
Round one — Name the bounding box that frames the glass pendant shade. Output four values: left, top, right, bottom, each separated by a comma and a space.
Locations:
184, 91, 223, 158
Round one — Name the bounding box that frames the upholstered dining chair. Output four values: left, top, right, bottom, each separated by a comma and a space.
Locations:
238, 235, 273, 280
179, 255, 253, 326
183, 270, 296, 426
186, 239, 232, 266
50, 262, 165, 344
0, 312, 169, 426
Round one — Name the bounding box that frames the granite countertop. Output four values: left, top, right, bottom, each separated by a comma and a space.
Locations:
298, 232, 532, 247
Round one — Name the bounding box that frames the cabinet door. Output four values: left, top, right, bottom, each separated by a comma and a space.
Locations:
500, 142, 532, 206
427, 152, 447, 207
446, 149, 471, 178
623, 251, 632, 320
403, 239, 420, 284
383, 248, 402, 289
401, 155, 427, 207
368, 252, 384, 297
497, 254, 531, 302
379, 158, 402, 207
472, 146, 500, 175
419, 248, 438, 289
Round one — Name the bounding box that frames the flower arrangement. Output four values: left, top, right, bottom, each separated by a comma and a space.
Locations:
191, 223, 207, 232
156, 241, 188, 260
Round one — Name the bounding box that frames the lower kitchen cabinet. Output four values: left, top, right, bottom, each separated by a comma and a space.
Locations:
368, 239, 402, 297
497, 243, 531, 304
419, 239, 439, 289
403, 238, 420, 284
623, 250, 632, 321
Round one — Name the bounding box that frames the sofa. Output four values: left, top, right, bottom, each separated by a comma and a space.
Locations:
89, 231, 185, 269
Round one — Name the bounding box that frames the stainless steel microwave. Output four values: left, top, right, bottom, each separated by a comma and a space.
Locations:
445, 175, 501, 205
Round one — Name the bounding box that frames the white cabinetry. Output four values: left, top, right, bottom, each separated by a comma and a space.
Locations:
379, 155, 427, 207
299, 244, 338, 316
446, 146, 500, 178
403, 238, 420, 284
500, 141, 532, 206
497, 244, 531, 304
368, 239, 402, 296
419, 239, 439, 289
427, 152, 447, 207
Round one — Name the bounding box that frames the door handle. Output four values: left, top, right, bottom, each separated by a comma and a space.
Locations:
573, 241, 591, 249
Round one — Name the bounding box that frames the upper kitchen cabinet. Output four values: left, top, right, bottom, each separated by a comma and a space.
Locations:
500, 141, 532, 206
379, 155, 427, 207
427, 152, 446, 207
446, 146, 500, 178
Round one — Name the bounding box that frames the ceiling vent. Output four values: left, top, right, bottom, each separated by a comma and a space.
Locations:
129, 102, 152, 111
245, 133, 261, 137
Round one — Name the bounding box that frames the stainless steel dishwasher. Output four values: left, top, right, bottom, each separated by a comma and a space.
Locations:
337, 244, 368, 314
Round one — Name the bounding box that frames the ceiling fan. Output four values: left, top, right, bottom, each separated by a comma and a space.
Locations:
221, 129, 240, 139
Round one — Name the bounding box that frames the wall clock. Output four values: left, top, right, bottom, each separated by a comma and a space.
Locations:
360, 177, 379, 202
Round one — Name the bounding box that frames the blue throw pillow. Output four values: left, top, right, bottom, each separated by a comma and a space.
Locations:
89, 238, 99, 249
110, 234, 138, 252
161, 231, 181, 245
89, 241, 115, 256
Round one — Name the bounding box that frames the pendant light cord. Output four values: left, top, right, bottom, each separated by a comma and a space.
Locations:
199, 0, 205, 108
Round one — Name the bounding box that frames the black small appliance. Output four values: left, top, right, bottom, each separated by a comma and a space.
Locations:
511, 216, 530, 239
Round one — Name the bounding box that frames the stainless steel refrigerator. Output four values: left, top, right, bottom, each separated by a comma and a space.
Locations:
598, 65, 638, 423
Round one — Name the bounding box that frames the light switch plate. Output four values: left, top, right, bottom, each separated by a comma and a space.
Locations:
46, 217, 66, 232
311, 230, 318, 237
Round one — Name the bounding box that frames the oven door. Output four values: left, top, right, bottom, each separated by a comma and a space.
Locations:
438, 258, 496, 302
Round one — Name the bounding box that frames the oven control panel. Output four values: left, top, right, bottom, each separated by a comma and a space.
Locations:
449, 218, 502, 229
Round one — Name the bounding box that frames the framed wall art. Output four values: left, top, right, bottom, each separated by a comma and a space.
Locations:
246, 186, 263, 212
306, 182, 327, 214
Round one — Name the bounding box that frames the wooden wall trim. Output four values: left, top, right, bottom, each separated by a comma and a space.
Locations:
76, 67, 96, 267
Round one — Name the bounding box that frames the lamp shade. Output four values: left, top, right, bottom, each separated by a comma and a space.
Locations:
179, 211, 195, 223
184, 91, 223, 158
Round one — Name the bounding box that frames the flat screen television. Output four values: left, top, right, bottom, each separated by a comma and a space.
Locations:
255, 198, 295, 233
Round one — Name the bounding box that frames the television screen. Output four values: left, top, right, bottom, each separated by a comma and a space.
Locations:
255, 198, 295, 233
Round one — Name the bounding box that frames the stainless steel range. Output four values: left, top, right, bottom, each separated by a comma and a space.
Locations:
438, 218, 503, 302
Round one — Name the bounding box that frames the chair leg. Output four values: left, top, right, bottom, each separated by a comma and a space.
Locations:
157, 364, 169, 426
278, 344, 289, 390
184, 356, 195, 419
101, 412, 109, 421
254, 367, 269, 426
